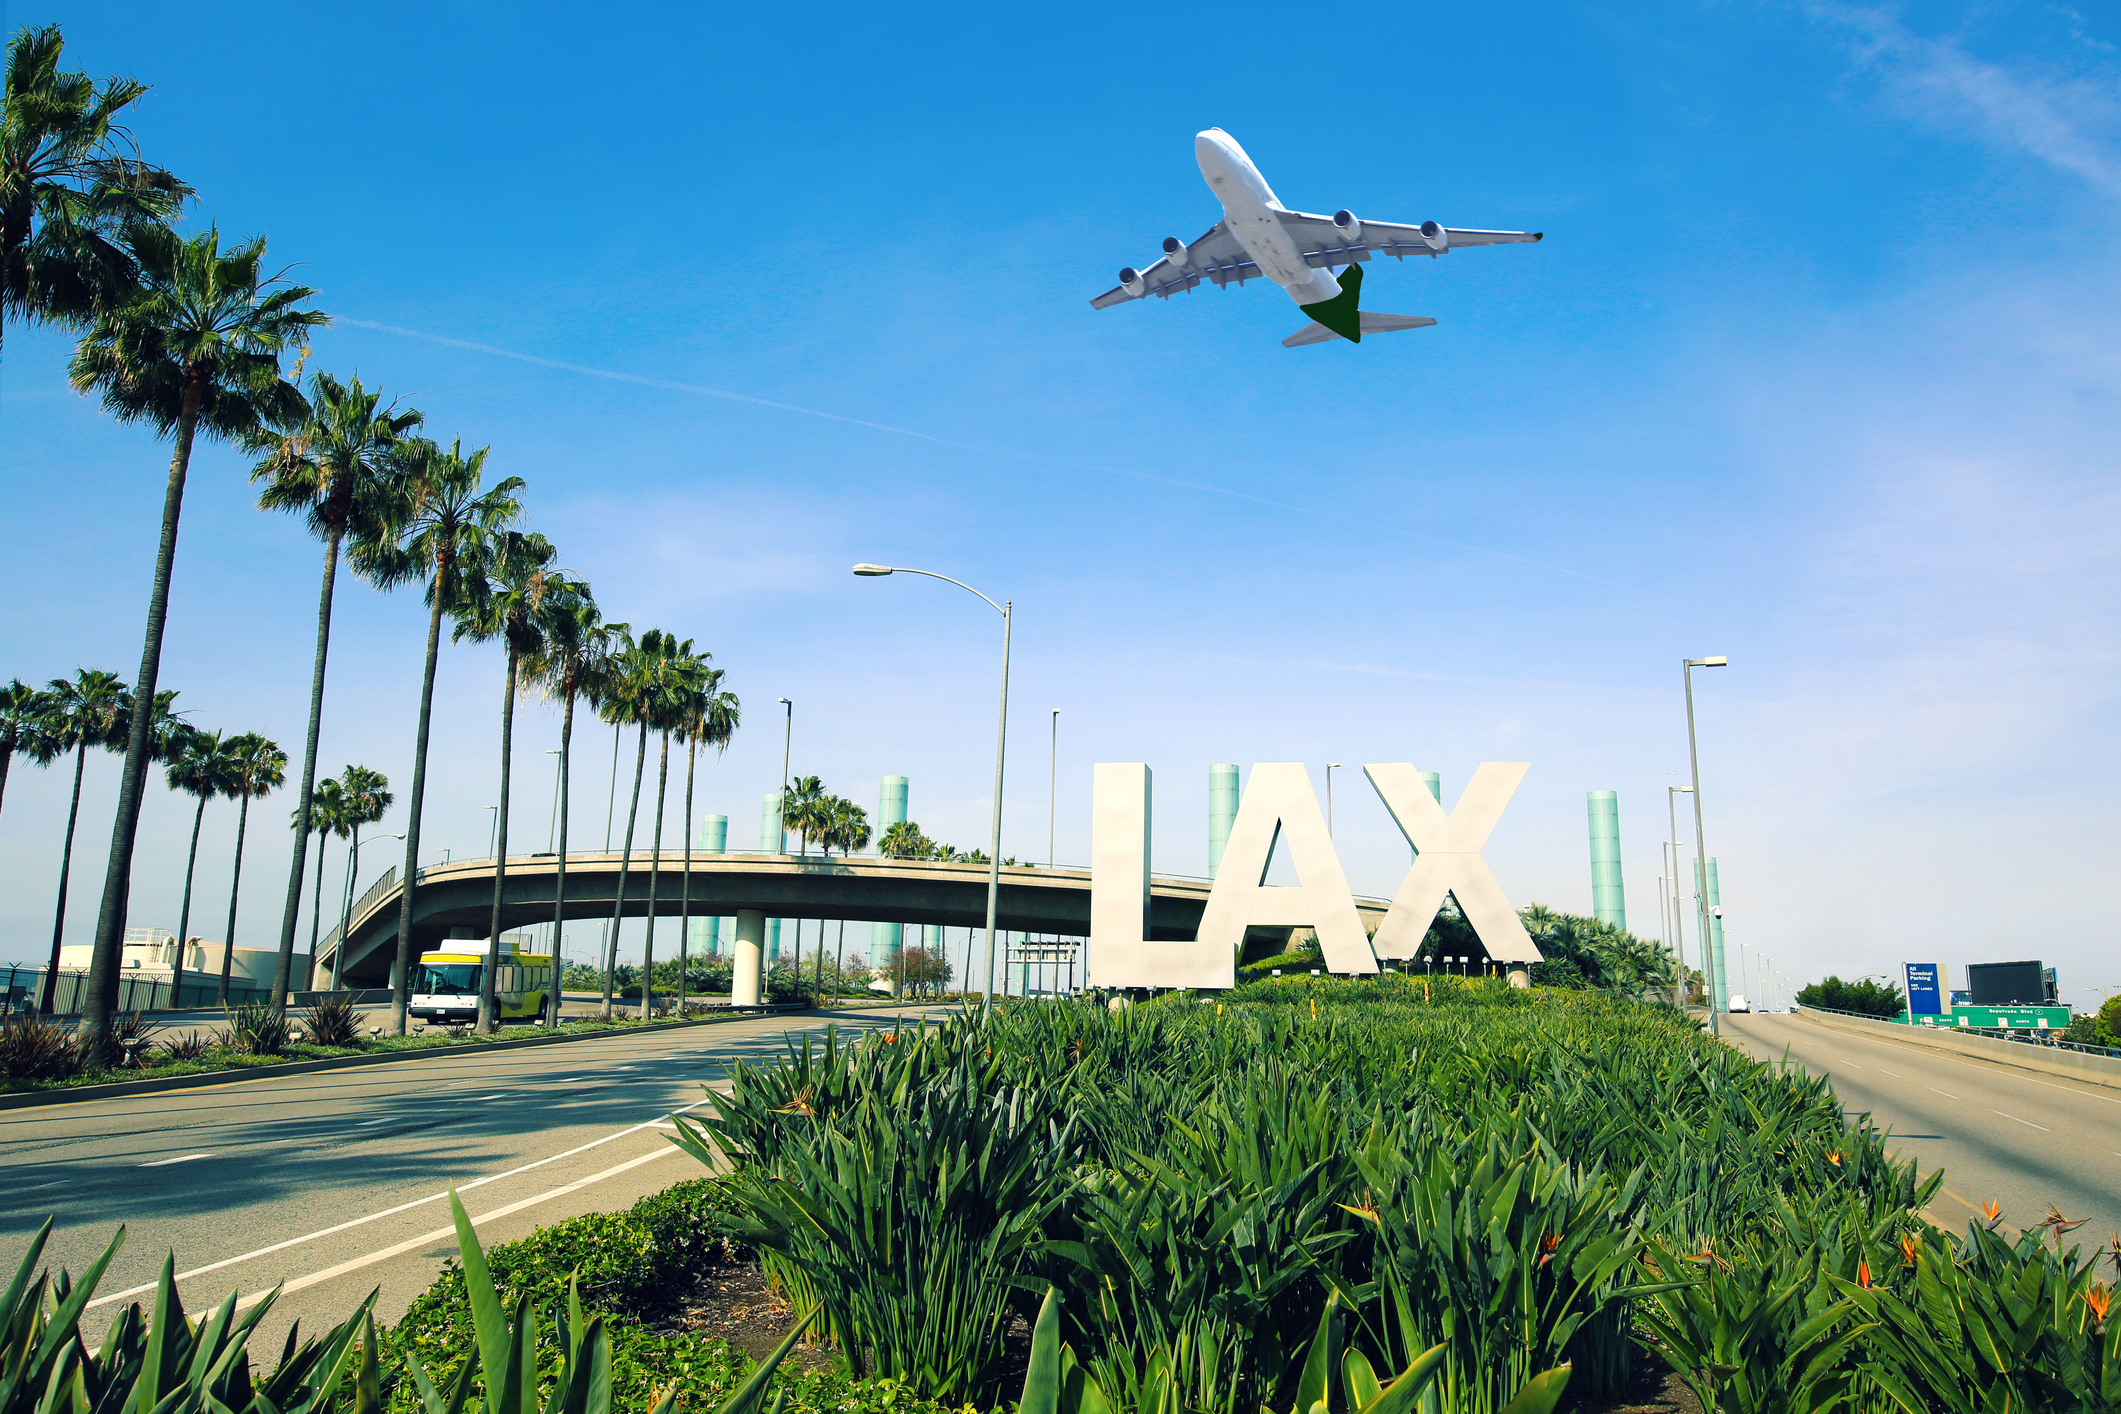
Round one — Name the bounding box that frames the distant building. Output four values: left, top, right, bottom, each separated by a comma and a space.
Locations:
59, 927, 304, 989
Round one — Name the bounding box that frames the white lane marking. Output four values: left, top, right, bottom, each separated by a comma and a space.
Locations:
1837, 1059, 1863, 1069
88, 1096, 712, 1310
1793, 1018, 2121, 1106
138, 1153, 214, 1168
1991, 1109, 2050, 1131
458, 1094, 505, 1102
229, 1145, 684, 1312
1879, 1070, 1901, 1078
19, 1180, 68, 1191
1928, 1087, 1959, 1099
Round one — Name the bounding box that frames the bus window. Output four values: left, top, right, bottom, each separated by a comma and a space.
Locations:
417, 963, 480, 995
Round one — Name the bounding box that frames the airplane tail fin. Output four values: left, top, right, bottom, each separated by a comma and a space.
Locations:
1282, 310, 1437, 348
1296, 262, 1364, 341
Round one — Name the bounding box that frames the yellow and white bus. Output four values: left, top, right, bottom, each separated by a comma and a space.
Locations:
411, 938, 554, 1024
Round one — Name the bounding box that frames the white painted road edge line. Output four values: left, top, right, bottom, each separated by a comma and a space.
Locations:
229, 1145, 685, 1312
87, 1099, 710, 1310
1928, 1087, 1959, 1099
139, 1154, 214, 1168
1991, 1109, 2050, 1131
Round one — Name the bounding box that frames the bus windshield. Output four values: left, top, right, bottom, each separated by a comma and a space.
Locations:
416, 963, 481, 995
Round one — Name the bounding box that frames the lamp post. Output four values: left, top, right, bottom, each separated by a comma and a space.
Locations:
1683, 656, 1727, 1034
1049, 708, 1059, 869
1326, 763, 1341, 837
485, 804, 499, 860
855, 564, 1010, 1018
333, 830, 405, 989
1666, 785, 1693, 1007
776, 699, 792, 851
545, 749, 562, 852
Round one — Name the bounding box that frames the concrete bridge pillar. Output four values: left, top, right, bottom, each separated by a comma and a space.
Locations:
733, 908, 765, 1006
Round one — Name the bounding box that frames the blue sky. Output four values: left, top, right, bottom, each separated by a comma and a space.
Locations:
4, 0, 2117, 1005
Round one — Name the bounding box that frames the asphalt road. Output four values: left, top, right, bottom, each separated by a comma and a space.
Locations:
2, 1004, 954, 1346
1722, 1012, 2121, 1249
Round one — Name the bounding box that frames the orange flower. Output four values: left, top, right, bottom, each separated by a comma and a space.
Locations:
1539, 1233, 1562, 1267
1900, 1235, 1919, 1267
1981, 1199, 2004, 1228
1857, 1261, 1872, 1289
1824, 1150, 1842, 1167
2085, 1283, 2112, 1322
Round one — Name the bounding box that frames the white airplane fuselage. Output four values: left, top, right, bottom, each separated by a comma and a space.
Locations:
1194, 129, 1343, 307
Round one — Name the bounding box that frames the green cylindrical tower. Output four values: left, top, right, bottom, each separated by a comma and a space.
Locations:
873, 776, 909, 962
1707, 857, 1727, 1003
760, 790, 784, 853
691, 813, 728, 956
1209, 764, 1239, 878
1420, 771, 1441, 804
1586, 790, 1627, 930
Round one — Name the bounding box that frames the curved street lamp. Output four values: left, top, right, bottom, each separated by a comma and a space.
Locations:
1684, 656, 1727, 1035
855, 564, 1011, 1017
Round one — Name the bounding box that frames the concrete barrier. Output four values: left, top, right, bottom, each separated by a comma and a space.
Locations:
1796, 1008, 2121, 1093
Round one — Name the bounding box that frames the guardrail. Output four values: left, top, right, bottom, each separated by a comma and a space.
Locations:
1796, 1002, 2121, 1059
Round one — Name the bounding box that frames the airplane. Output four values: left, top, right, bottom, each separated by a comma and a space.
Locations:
1091, 129, 1541, 348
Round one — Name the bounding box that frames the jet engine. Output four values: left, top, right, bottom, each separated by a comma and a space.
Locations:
1119, 267, 1146, 297
1419, 220, 1450, 253
1162, 236, 1188, 266
1332, 210, 1363, 244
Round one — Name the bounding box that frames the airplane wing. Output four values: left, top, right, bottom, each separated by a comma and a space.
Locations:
1089, 220, 1266, 308
1275, 210, 1541, 268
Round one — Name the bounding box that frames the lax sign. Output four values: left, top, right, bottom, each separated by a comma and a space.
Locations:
1089, 762, 1542, 989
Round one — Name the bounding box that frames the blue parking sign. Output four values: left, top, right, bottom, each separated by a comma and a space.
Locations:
1905, 963, 1942, 1016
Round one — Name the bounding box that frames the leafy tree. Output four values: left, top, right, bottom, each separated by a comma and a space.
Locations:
1795, 974, 1905, 1019
453, 529, 571, 1032
215, 731, 286, 1004
1, 24, 190, 354
519, 586, 613, 1025
253, 371, 421, 1009
779, 775, 828, 857
819, 795, 871, 858
593, 628, 695, 1017
68, 223, 321, 1047
162, 726, 237, 1004
27, 668, 127, 1011
352, 436, 521, 1033
633, 638, 708, 1019
670, 661, 738, 1013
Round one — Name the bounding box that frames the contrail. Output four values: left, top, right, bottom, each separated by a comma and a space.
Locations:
337, 317, 1626, 588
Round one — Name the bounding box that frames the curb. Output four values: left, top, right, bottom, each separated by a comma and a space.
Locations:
0, 1005, 825, 1111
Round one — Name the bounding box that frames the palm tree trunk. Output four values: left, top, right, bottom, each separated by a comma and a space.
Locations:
171, 794, 206, 1006
391, 579, 449, 1034
677, 735, 695, 1014
219, 793, 253, 1006
596, 720, 620, 988
834, 919, 845, 1008
603, 723, 647, 1018
271, 530, 342, 1011
0, 737, 16, 820
333, 828, 360, 990
37, 743, 91, 1015
479, 647, 520, 1033
640, 732, 670, 1020
549, 688, 575, 1028
306, 830, 328, 994
84, 393, 201, 1050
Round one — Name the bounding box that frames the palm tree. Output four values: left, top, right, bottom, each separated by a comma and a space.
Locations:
519, 589, 612, 1026
216, 732, 286, 1005
814, 797, 870, 1000
254, 371, 422, 1011
636, 641, 707, 1021
163, 727, 236, 1006
595, 627, 687, 1018
780, 775, 828, 858
1, 24, 190, 355
330, 763, 393, 989
30, 668, 128, 1011
671, 663, 738, 1014
351, 437, 521, 1033
0, 678, 49, 821
878, 819, 932, 860
300, 778, 350, 990
68, 223, 321, 1048
453, 529, 567, 1033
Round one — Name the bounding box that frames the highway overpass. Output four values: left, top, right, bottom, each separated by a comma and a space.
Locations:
319, 851, 1393, 988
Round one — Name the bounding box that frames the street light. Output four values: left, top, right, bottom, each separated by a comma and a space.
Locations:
333, 830, 405, 989
855, 563, 1011, 1018
545, 750, 562, 852
1049, 708, 1060, 869
776, 698, 792, 852
1684, 656, 1727, 1034
1666, 785, 1693, 1008
485, 804, 499, 860
1326, 763, 1342, 838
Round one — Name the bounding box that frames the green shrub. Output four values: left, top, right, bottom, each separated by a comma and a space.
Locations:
1795, 974, 1905, 1018
0, 1013, 79, 1079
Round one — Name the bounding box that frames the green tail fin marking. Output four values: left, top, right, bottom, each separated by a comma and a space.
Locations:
1298, 263, 1364, 342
